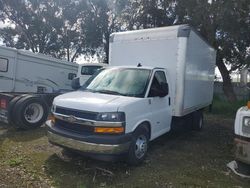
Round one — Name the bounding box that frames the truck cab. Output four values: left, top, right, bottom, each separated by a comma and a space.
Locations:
47, 66, 171, 164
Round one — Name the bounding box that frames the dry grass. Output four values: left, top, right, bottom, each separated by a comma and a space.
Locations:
0, 115, 250, 187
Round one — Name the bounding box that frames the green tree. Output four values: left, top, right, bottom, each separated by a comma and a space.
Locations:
0, 0, 104, 62
116, 0, 176, 29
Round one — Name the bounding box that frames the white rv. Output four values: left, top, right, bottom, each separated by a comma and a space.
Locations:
0, 46, 78, 129
47, 25, 216, 165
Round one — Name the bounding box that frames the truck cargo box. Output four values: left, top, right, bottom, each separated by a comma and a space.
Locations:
109, 25, 216, 116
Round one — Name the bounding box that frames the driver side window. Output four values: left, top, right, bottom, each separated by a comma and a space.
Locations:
148, 71, 167, 97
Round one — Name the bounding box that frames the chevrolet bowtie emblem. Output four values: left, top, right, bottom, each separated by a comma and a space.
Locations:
66, 115, 77, 123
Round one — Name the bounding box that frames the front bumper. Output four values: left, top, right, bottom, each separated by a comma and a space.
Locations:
235, 137, 250, 165
46, 120, 131, 155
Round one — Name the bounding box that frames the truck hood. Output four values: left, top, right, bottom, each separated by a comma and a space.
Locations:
54, 91, 138, 112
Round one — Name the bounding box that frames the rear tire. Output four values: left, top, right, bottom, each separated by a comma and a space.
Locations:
127, 126, 149, 166
15, 95, 49, 130
192, 110, 203, 131
7, 94, 28, 127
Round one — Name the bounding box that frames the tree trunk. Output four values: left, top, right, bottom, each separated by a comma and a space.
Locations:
216, 56, 237, 102
67, 47, 70, 62
103, 32, 109, 64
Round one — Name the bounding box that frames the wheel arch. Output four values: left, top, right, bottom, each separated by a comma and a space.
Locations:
32, 93, 58, 107
132, 120, 151, 140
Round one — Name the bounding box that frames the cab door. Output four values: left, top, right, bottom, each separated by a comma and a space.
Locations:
147, 69, 172, 139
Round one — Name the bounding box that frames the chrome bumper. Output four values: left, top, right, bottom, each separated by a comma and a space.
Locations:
47, 121, 130, 155
235, 137, 250, 165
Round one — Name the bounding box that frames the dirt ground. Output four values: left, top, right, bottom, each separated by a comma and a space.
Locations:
0, 114, 250, 188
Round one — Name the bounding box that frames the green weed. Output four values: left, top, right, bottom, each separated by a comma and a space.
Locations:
209, 95, 246, 117
7, 156, 23, 167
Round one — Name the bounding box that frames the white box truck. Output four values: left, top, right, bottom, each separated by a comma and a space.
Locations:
0, 46, 78, 129
46, 25, 216, 165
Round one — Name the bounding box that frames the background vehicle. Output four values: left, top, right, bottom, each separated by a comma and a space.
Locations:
75, 63, 107, 87
0, 46, 78, 130
47, 25, 216, 164
234, 68, 250, 174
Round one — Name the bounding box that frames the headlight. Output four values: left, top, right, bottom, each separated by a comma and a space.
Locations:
96, 112, 125, 122
243, 117, 250, 127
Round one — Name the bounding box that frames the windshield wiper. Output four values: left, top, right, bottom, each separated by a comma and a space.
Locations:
96, 89, 124, 96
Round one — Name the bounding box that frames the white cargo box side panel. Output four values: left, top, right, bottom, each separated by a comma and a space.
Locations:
182, 31, 216, 115
14, 52, 77, 93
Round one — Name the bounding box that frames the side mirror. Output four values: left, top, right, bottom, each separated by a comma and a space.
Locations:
71, 77, 80, 90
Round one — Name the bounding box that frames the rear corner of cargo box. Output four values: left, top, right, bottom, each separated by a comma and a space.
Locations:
181, 30, 216, 115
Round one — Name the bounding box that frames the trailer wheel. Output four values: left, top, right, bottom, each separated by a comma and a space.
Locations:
127, 126, 149, 165
7, 94, 28, 127
192, 110, 203, 131
15, 96, 49, 130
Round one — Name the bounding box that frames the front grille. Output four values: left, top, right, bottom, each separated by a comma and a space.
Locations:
55, 119, 94, 135
55, 106, 97, 120
242, 125, 250, 134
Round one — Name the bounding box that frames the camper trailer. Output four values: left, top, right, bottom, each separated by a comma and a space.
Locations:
0, 46, 78, 129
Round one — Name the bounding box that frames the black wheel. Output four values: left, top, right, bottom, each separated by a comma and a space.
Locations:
127, 126, 149, 166
192, 110, 203, 131
7, 94, 28, 127
15, 95, 49, 130
236, 160, 250, 175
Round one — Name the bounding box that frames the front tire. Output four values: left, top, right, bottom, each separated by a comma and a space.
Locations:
127, 126, 149, 165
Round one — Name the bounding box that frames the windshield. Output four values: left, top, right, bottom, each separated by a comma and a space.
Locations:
83, 68, 151, 97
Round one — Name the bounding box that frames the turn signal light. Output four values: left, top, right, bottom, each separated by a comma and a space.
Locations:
247, 101, 250, 109
94, 127, 124, 134
0, 99, 7, 109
